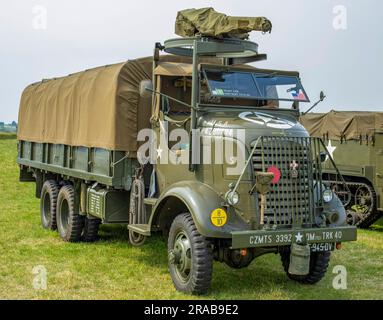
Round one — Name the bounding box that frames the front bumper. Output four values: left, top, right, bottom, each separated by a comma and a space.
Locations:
231, 225, 357, 249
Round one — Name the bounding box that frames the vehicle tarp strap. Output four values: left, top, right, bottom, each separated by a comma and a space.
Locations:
175, 7, 272, 39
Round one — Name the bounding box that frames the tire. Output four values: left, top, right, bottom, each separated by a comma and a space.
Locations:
81, 217, 101, 242
167, 213, 213, 295
280, 249, 331, 284
40, 180, 59, 230
56, 184, 84, 242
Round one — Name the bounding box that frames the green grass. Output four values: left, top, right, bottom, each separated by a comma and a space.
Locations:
0, 132, 16, 140
0, 138, 382, 300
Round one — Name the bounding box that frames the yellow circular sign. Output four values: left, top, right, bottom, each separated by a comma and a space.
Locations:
211, 208, 227, 227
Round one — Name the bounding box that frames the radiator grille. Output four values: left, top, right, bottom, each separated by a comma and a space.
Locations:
252, 136, 317, 227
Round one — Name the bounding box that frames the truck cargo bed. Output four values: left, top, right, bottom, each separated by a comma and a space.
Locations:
17, 141, 137, 190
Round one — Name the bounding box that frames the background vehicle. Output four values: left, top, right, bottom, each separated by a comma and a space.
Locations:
17, 9, 357, 294
301, 110, 383, 227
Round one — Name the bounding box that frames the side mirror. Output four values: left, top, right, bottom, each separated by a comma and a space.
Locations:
319, 91, 326, 101
139, 80, 153, 99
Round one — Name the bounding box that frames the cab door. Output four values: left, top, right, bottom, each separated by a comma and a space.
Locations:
153, 75, 195, 193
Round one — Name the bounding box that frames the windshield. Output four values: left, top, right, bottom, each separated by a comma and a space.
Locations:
204, 69, 310, 103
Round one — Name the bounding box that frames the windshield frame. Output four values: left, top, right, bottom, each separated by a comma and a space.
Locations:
202, 67, 310, 103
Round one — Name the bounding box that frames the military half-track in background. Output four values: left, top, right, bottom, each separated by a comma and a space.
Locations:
301, 111, 383, 228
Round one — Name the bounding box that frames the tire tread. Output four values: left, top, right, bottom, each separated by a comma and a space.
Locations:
280, 249, 331, 284
40, 180, 59, 230
57, 184, 84, 242
168, 213, 213, 295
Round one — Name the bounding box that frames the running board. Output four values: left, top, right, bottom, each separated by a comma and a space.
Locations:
144, 198, 158, 217
128, 224, 151, 236
128, 198, 158, 236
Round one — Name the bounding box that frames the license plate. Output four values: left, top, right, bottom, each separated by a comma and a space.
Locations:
310, 243, 334, 252
231, 226, 357, 249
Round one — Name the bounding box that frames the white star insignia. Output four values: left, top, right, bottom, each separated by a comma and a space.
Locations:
156, 147, 163, 159
295, 232, 303, 243
326, 140, 336, 161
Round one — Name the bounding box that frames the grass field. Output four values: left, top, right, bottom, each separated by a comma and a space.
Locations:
0, 138, 382, 300
0, 132, 16, 140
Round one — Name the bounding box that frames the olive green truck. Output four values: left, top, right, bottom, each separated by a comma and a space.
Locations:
301, 111, 383, 228
17, 9, 357, 294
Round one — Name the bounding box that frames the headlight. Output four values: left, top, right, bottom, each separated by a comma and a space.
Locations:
226, 191, 240, 206
323, 189, 333, 203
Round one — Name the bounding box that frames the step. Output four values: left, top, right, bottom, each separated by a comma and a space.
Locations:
144, 198, 158, 206
128, 224, 151, 236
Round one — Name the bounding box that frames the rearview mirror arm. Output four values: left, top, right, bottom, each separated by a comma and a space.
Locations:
302, 92, 326, 115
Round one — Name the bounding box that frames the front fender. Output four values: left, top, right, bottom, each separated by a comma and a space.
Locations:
150, 181, 248, 238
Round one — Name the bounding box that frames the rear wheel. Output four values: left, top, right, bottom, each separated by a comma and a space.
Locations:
167, 213, 213, 295
81, 217, 101, 242
56, 184, 84, 242
280, 249, 331, 284
40, 180, 59, 230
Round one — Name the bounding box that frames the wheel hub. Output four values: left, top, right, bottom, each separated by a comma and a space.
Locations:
60, 200, 70, 232
168, 250, 181, 264
170, 231, 192, 282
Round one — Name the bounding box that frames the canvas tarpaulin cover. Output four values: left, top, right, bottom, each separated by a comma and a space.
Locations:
18, 55, 195, 153
154, 62, 193, 77
300, 110, 383, 141
175, 7, 272, 39
17, 57, 156, 153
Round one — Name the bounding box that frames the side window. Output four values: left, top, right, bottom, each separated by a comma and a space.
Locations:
161, 76, 191, 115
159, 76, 191, 151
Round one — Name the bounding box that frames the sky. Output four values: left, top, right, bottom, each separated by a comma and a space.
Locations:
0, 0, 382, 122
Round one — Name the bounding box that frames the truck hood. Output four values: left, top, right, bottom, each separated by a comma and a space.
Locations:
199, 109, 309, 138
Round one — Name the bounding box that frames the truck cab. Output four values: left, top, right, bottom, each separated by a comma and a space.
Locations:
17, 35, 357, 296
135, 36, 357, 293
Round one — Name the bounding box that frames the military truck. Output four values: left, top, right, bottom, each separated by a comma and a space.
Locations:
17, 8, 357, 294
301, 111, 383, 228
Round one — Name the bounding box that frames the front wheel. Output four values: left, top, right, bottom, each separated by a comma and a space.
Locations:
167, 213, 213, 295
280, 249, 331, 284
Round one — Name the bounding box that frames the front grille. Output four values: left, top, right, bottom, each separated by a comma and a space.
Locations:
252, 136, 317, 227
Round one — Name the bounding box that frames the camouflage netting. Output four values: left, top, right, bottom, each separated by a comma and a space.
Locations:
175, 7, 272, 39
300, 110, 383, 141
